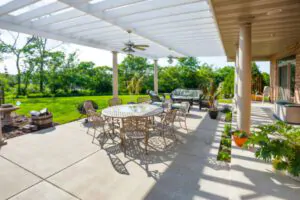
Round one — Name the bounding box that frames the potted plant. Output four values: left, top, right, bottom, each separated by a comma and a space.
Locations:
232, 130, 248, 147
244, 121, 300, 180
207, 79, 219, 119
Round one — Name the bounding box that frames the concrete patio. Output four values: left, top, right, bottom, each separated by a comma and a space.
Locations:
0, 103, 299, 200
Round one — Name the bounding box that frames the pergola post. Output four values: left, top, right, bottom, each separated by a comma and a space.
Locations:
237, 23, 252, 133
234, 45, 239, 109
154, 59, 158, 93
112, 51, 118, 98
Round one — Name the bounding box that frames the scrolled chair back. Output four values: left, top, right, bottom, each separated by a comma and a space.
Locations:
108, 98, 122, 107
87, 109, 105, 126
137, 97, 150, 104
83, 101, 95, 112
121, 116, 149, 140
180, 102, 190, 114
163, 109, 177, 125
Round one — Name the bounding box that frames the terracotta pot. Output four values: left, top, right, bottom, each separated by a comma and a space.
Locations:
233, 135, 248, 147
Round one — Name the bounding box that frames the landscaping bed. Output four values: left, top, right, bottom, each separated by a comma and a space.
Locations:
217, 109, 233, 162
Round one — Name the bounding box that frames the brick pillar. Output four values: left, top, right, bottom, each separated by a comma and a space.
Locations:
295, 53, 300, 103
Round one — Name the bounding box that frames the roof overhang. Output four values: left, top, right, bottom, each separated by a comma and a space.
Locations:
211, 0, 300, 61
0, 0, 225, 59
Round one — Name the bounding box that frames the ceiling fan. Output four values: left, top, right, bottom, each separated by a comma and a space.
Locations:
167, 55, 181, 64
122, 30, 149, 54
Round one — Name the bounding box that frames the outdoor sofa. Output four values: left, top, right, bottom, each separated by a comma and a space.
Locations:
170, 89, 208, 110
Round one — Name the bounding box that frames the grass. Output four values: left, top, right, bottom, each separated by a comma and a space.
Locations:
6, 95, 147, 124
218, 99, 233, 104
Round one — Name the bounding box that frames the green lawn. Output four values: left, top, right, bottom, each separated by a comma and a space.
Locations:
6, 95, 147, 124
218, 99, 233, 104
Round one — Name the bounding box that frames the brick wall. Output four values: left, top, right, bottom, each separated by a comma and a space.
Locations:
295, 53, 300, 103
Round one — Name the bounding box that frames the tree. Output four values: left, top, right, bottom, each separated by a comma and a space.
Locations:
91, 66, 112, 94
119, 56, 152, 93
262, 72, 270, 87
0, 32, 35, 96
177, 57, 199, 71
127, 73, 144, 94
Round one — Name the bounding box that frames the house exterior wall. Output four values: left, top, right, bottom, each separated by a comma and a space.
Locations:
295, 53, 300, 103
270, 51, 300, 103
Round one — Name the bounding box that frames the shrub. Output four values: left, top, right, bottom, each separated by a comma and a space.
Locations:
245, 121, 300, 177
225, 111, 232, 122
217, 123, 232, 162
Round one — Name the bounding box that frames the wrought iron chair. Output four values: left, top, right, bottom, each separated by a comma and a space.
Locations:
176, 102, 190, 132
155, 109, 177, 147
108, 98, 122, 107
86, 109, 113, 146
83, 101, 97, 135
137, 96, 150, 104
120, 116, 150, 156
107, 98, 122, 132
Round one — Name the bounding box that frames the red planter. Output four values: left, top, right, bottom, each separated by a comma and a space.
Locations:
233, 135, 248, 147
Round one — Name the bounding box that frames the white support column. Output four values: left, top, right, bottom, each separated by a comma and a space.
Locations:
112, 51, 118, 98
234, 46, 239, 110
237, 23, 252, 133
154, 59, 158, 93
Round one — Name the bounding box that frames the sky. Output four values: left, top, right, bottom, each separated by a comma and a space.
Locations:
0, 30, 270, 74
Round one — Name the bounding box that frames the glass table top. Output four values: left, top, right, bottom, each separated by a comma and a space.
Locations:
102, 104, 163, 118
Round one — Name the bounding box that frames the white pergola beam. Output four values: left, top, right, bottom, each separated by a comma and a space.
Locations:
0, 0, 39, 16
27, 9, 85, 27
118, 9, 211, 25
43, 15, 97, 31
0, 0, 224, 59
90, 0, 146, 12
58, 0, 187, 57
17, 2, 68, 23
0, 19, 157, 59
101, 0, 201, 19
0, 20, 112, 51
60, 21, 110, 34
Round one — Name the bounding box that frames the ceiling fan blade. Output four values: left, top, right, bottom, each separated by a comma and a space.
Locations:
134, 44, 149, 48
133, 46, 146, 51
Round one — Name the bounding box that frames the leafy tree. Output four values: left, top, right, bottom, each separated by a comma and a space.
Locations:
0, 32, 35, 95
262, 72, 270, 86
119, 56, 152, 93
127, 73, 144, 94
91, 66, 112, 94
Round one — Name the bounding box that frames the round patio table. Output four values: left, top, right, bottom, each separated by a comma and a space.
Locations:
102, 104, 164, 118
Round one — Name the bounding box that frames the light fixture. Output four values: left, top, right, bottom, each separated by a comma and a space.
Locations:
167, 55, 173, 64
267, 9, 282, 16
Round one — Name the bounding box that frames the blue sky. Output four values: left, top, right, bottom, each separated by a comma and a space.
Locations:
0, 30, 270, 74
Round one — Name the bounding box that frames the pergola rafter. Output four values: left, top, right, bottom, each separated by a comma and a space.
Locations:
0, 0, 223, 58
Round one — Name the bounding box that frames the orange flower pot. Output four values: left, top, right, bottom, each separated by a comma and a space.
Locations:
233, 136, 248, 147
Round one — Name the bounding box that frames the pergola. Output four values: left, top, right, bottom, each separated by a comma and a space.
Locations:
0, 0, 299, 145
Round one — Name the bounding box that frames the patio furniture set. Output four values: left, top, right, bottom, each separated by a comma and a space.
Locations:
148, 89, 210, 110
83, 96, 190, 155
